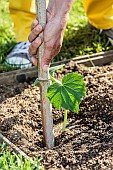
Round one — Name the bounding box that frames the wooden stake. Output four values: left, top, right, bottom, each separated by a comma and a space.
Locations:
35, 0, 54, 148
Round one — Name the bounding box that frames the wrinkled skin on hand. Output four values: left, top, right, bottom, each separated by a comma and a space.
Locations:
28, 0, 73, 71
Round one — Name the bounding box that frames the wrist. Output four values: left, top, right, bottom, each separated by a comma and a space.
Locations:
57, 13, 69, 31
47, 0, 73, 30
57, 0, 74, 16
47, 0, 73, 19
55, 0, 74, 29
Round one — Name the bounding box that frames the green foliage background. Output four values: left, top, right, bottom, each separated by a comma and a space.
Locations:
0, 143, 43, 170
0, 0, 112, 72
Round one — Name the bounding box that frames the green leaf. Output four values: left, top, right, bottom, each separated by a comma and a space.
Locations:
49, 64, 64, 74
50, 74, 61, 85
34, 64, 64, 87
47, 72, 86, 113
34, 78, 40, 87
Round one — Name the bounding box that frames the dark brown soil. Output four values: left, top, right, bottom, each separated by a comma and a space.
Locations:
0, 61, 113, 170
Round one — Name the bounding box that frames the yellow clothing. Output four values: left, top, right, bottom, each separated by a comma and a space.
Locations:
83, 0, 113, 30
9, 0, 113, 42
9, 0, 36, 42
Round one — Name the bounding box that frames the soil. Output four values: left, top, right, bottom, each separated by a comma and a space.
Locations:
0, 61, 113, 170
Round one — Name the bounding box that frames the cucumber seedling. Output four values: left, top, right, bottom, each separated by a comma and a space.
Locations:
34, 65, 86, 131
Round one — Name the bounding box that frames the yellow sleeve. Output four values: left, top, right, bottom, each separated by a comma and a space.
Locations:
83, 0, 113, 30
9, 0, 36, 42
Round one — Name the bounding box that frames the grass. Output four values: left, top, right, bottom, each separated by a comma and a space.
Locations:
0, 0, 16, 72
54, 0, 112, 61
0, 143, 44, 170
0, 0, 112, 72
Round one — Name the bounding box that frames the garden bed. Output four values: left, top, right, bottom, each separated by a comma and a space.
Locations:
0, 50, 113, 85
0, 136, 43, 169
0, 132, 31, 159
0, 60, 113, 169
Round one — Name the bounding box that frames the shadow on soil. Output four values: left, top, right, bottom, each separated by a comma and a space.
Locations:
0, 80, 35, 104
54, 92, 113, 167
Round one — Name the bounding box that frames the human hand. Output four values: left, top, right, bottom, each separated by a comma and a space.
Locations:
28, 18, 66, 71
28, 0, 73, 71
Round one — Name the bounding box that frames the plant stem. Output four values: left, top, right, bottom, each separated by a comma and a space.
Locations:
62, 109, 68, 132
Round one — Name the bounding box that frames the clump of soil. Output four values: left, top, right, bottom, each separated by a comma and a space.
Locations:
0, 61, 113, 169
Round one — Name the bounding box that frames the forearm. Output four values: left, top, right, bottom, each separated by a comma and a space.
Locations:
48, 0, 74, 13
55, 0, 74, 16
47, 0, 74, 28
48, 0, 73, 17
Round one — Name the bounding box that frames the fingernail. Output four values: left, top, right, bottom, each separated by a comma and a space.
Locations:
43, 65, 49, 72
36, 26, 40, 32
36, 25, 42, 32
